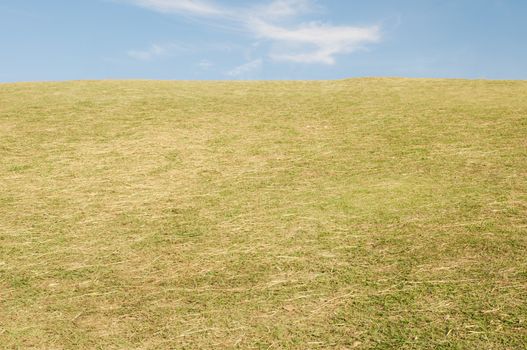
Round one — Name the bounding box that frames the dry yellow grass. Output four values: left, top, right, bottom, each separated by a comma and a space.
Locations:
1, 78, 526, 348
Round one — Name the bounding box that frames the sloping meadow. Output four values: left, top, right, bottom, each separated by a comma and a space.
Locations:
1, 79, 526, 348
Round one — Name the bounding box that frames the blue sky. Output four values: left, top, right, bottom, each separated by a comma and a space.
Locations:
1, 0, 526, 82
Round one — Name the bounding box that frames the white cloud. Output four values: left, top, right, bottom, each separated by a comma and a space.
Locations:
131, 0, 224, 16
198, 59, 214, 69
127, 44, 167, 60
251, 0, 315, 20
127, 43, 189, 60
123, 0, 382, 65
251, 20, 381, 64
227, 59, 262, 77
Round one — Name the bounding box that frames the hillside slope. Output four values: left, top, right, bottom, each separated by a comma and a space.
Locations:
1, 79, 526, 348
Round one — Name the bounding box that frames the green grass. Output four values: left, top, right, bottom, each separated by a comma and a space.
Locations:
0, 78, 526, 349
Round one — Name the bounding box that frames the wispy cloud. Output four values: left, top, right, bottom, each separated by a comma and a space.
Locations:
198, 59, 214, 69
130, 0, 224, 16
123, 0, 382, 65
127, 42, 192, 61
127, 44, 167, 60
252, 20, 381, 64
226, 59, 262, 77
251, 0, 316, 20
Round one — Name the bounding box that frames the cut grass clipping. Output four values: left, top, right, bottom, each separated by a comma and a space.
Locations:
1, 79, 526, 349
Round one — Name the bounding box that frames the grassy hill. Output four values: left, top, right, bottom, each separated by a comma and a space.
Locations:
1, 79, 526, 349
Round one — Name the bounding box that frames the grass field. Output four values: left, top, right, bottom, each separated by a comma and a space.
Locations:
1, 78, 526, 349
